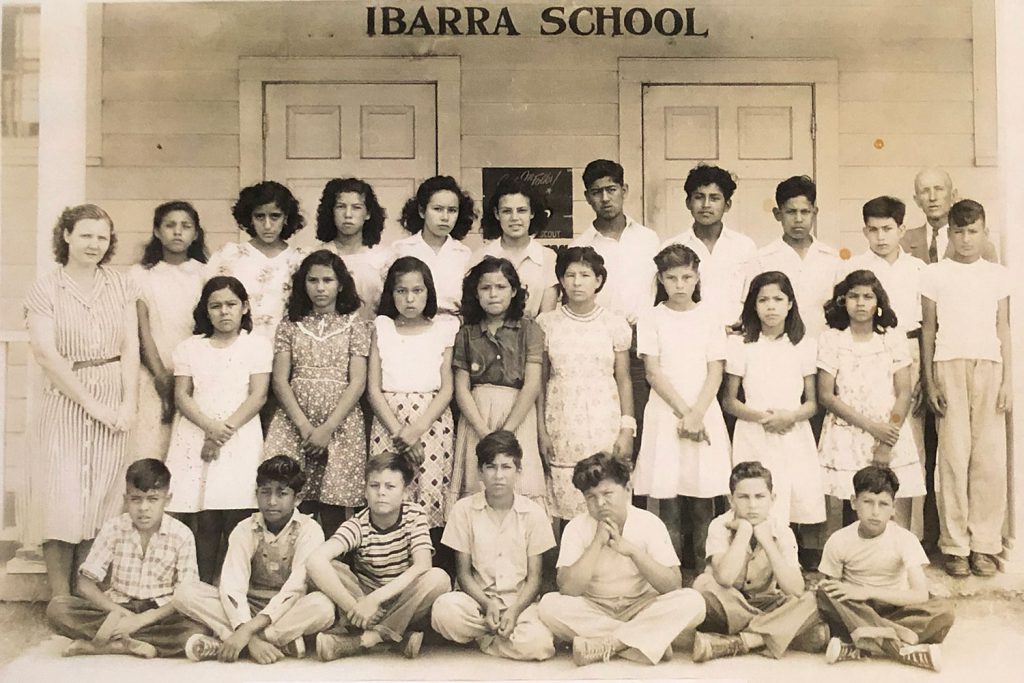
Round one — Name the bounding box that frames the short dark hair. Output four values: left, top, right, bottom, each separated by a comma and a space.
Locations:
399, 175, 476, 241
315, 177, 387, 247
52, 204, 117, 266
126, 458, 171, 492
582, 159, 624, 188
192, 276, 254, 336
377, 256, 438, 319
572, 451, 631, 493
862, 195, 906, 226
286, 249, 362, 321
256, 455, 306, 493
775, 175, 816, 206
140, 201, 209, 268
739, 270, 805, 344
555, 246, 607, 301
948, 198, 986, 228
824, 269, 898, 334
232, 181, 305, 240
729, 461, 774, 493
460, 256, 527, 324
852, 465, 900, 498
366, 451, 416, 486
653, 243, 702, 305
684, 164, 737, 202
476, 430, 523, 470
480, 176, 549, 240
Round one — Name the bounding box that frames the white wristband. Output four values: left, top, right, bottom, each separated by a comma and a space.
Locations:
619, 415, 637, 436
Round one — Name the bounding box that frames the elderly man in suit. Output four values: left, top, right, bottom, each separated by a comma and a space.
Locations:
902, 167, 998, 264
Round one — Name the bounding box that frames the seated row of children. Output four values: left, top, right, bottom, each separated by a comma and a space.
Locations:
48, 432, 955, 673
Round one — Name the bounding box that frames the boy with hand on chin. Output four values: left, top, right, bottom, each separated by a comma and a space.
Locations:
432, 430, 556, 660
46, 459, 207, 658
173, 455, 328, 663
301, 451, 451, 661
691, 461, 826, 663
818, 465, 955, 672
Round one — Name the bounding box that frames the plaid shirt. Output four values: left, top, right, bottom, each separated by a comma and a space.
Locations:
79, 513, 199, 606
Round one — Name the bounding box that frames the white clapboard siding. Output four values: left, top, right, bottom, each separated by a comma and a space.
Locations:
96, 199, 238, 235
463, 135, 618, 168
839, 101, 974, 135
103, 134, 239, 168
839, 134, 975, 167
463, 103, 618, 136
839, 72, 974, 102
102, 101, 239, 135
87, 168, 240, 200
462, 69, 619, 104
104, 70, 239, 102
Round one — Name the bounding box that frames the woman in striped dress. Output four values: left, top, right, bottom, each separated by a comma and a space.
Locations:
24, 204, 140, 597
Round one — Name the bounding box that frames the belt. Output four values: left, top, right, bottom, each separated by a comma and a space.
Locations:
906, 329, 921, 340
72, 355, 120, 370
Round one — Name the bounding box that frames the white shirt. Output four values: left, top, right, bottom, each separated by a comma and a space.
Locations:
726, 334, 817, 412
571, 217, 659, 325
842, 249, 925, 335
389, 232, 473, 314
320, 242, 393, 320
662, 225, 757, 329
374, 315, 459, 393
472, 237, 557, 318
920, 258, 1011, 362
748, 238, 841, 339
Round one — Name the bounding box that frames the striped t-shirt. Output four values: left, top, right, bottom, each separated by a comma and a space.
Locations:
330, 501, 433, 590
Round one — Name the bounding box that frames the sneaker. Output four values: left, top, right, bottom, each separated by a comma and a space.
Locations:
944, 555, 970, 578
791, 622, 830, 653
970, 552, 997, 577
571, 636, 616, 666
316, 632, 363, 662
281, 636, 305, 659
402, 631, 423, 659
184, 634, 221, 662
692, 632, 747, 663
825, 637, 864, 664
896, 643, 941, 672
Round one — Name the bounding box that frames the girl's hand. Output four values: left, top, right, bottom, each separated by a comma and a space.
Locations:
871, 441, 893, 466
761, 409, 795, 434
997, 381, 1013, 413
113, 402, 136, 432
396, 424, 425, 451
537, 430, 553, 475
86, 401, 118, 430
676, 415, 710, 445
303, 424, 331, 457
926, 377, 947, 416
297, 420, 315, 443
154, 371, 175, 402
611, 429, 634, 458
205, 421, 235, 446
403, 442, 426, 466
680, 410, 706, 438
866, 420, 900, 447
201, 439, 221, 462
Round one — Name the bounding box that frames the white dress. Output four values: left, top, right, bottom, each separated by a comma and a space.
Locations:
165, 332, 272, 512
320, 242, 393, 320
633, 303, 731, 499
206, 241, 306, 341
726, 334, 825, 524
127, 260, 205, 461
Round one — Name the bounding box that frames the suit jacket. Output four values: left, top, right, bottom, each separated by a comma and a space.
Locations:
900, 224, 999, 264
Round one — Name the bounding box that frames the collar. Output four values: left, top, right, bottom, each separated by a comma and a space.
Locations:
763, 237, 837, 257
581, 215, 644, 242
475, 317, 521, 334
468, 491, 533, 514
123, 512, 172, 538
250, 510, 300, 535
416, 230, 469, 254
482, 237, 549, 266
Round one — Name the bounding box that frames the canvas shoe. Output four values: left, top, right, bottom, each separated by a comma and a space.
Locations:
316, 632, 363, 661
184, 634, 221, 662
692, 632, 747, 663
896, 643, 941, 672
280, 636, 305, 659
402, 631, 424, 659
571, 636, 616, 666
825, 637, 864, 664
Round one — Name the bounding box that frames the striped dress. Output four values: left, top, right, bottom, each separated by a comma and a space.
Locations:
24, 266, 136, 544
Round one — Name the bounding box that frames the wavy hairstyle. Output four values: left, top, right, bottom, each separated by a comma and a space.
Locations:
399, 175, 476, 241
140, 201, 209, 268
823, 269, 898, 334
555, 246, 607, 303
52, 204, 117, 266
286, 249, 361, 321
192, 275, 253, 336
479, 176, 549, 240
315, 177, 386, 247
739, 270, 805, 344
232, 180, 304, 239
653, 243, 701, 305
684, 164, 737, 202
377, 256, 438, 320
459, 256, 526, 324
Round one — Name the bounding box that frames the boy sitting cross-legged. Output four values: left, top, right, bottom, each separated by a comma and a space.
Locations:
691, 461, 827, 663
173, 455, 328, 663
817, 465, 955, 672
46, 458, 208, 658
299, 451, 451, 660
431, 430, 556, 660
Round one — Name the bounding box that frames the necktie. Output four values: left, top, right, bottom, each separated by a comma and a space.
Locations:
928, 227, 940, 263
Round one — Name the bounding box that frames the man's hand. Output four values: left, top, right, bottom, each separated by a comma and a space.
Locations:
483, 598, 503, 633
497, 605, 522, 639
997, 381, 1013, 413
926, 377, 947, 417
92, 607, 132, 645
751, 520, 775, 547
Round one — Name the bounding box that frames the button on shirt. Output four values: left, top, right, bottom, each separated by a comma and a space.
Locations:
79, 513, 199, 606
662, 226, 757, 329
842, 250, 925, 336
571, 217, 659, 325
389, 232, 473, 315
472, 238, 558, 318
452, 318, 544, 388
441, 492, 555, 605
218, 511, 325, 628
748, 239, 841, 338
703, 510, 799, 595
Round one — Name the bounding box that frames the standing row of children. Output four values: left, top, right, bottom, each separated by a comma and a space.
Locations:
48, 442, 954, 673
